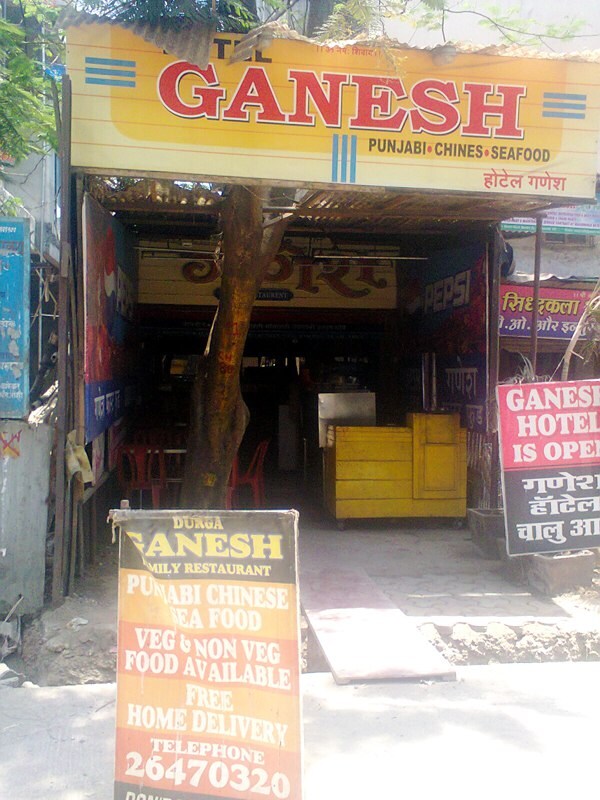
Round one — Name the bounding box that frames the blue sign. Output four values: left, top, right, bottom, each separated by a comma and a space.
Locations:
0, 218, 29, 418
436, 353, 487, 433
502, 196, 600, 236
44, 63, 66, 80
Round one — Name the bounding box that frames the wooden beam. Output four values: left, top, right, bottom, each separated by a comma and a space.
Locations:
102, 203, 222, 215
53, 75, 72, 604
488, 230, 503, 509
530, 214, 544, 376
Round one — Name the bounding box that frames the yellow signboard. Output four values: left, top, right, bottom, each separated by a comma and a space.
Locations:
67, 25, 600, 199
111, 508, 302, 800
139, 243, 397, 308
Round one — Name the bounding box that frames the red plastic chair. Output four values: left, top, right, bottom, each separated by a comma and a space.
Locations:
117, 444, 166, 509
132, 428, 187, 505
133, 427, 186, 447
229, 439, 270, 509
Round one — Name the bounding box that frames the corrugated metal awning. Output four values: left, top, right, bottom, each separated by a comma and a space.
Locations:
60, 13, 600, 69
59, 9, 216, 68
87, 177, 573, 238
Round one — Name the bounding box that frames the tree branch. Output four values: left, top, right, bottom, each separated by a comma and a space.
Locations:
444, 7, 593, 45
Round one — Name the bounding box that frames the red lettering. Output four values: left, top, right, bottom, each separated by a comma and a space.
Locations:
295, 261, 319, 294
157, 64, 529, 143
158, 62, 225, 118
182, 260, 220, 284
462, 83, 526, 138
318, 266, 369, 298
357, 266, 387, 289
222, 66, 286, 123
409, 79, 460, 135
287, 70, 348, 126
349, 76, 408, 131
267, 252, 294, 282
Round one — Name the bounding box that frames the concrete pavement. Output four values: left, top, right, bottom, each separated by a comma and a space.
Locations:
298, 523, 600, 626
2, 663, 600, 800
3, 518, 599, 799
20, 519, 600, 685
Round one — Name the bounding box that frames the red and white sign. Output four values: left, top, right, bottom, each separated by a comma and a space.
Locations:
497, 379, 600, 555
497, 380, 600, 471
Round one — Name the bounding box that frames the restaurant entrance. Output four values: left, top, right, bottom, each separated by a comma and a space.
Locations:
55, 17, 600, 599
135, 280, 389, 510
78, 186, 496, 527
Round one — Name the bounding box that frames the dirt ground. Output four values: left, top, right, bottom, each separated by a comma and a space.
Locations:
13, 542, 120, 686
7, 542, 600, 686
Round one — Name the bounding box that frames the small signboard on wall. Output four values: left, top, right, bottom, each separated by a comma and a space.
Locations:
497, 380, 600, 555
502, 199, 600, 235
0, 217, 30, 418
499, 285, 593, 340
110, 508, 303, 800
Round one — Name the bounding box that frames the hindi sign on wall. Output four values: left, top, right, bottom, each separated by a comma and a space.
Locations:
65, 25, 600, 198
110, 509, 302, 800
139, 245, 397, 309
497, 380, 600, 555
499, 285, 593, 340
0, 217, 29, 418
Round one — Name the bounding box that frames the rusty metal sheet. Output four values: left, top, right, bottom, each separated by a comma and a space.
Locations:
0, 422, 53, 615
87, 177, 569, 237
60, 9, 216, 69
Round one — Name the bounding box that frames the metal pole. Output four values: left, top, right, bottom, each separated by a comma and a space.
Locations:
488, 231, 502, 508
52, 76, 72, 605
530, 214, 544, 378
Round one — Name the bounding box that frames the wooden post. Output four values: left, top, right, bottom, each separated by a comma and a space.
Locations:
530, 214, 544, 377
52, 76, 72, 604
488, 231, 503, 509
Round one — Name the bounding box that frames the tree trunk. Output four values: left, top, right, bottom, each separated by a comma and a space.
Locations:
305, 0, 336, 36
180, 186, 290, 508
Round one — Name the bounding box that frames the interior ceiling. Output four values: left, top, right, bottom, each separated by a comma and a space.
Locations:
89, 177, 574, 242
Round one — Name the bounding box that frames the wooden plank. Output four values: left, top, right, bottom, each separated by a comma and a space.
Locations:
335, 426, 411, 440
82, 468, 111, 503
301, 567, 455, 684
421, 444, 461, 493
53, 75, 72, 604
412, 414, 467, 501
334, 479, 412, 500
488, 235, 502, 508
336, 460, 412, 480
335, 497, 466, 518
335, 441, 412, 461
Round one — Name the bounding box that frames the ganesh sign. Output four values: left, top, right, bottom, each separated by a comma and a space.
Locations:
66, 25, 600, 200
497, 380, 600, 556
110, 509, 302, 800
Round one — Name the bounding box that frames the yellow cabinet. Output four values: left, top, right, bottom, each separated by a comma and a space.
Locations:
323, 414, 467, 521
